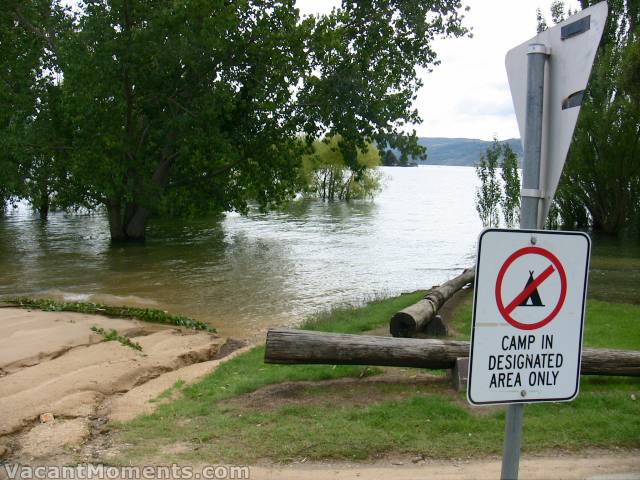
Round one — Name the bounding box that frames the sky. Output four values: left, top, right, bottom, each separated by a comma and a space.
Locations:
297, 0, 581, 141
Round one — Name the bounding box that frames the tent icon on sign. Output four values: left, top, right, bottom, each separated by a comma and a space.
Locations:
519, 271, 545, 307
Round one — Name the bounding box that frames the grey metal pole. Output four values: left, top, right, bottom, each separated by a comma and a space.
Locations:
500, 43, 548, 480
519, 44, 548, 231
501, 403, 525, 479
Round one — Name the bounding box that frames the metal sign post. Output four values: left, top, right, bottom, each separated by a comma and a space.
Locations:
500, 41, 548, 480
495, 3, 607, 478
505, 2, 609, 223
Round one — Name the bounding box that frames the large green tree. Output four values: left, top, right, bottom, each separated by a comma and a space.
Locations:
8, 0, 467, 241
541, 1, 640, 235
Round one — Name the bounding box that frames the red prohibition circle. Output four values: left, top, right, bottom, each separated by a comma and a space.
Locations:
495, 246, 567, 330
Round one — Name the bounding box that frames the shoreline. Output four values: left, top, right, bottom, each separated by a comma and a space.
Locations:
1, 286, 638, 472
0, 307, 247, 463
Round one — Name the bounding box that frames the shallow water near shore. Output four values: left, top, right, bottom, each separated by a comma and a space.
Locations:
1, 166, 482, 338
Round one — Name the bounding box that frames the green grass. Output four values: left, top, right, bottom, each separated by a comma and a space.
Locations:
116, 363, 638, 464
5, 297, 215, 332
588, 268, 640, 305
301, 290, 426, 333
111, 286, 640, 465
449, 293, 640, 350
449, 290, 474, 339
582, 300, 640, 349
589, 240, 640, 304
180, 346, 379, 406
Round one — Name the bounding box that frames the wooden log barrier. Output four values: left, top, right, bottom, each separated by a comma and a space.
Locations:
265, 328, 640, 377
390, 267, 475, 337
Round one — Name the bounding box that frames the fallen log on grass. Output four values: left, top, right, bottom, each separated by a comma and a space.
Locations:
390, 267, 475, 337
265, 328, 640, 376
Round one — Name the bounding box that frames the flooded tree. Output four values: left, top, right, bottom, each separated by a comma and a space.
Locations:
300, 136, 383, 201
6, 0, 468, 241
0, 0, 55, 212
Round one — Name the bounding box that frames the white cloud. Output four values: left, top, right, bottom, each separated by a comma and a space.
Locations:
297, 0, 581, 141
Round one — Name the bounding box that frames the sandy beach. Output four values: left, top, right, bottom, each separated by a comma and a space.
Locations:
0, 307, 247, 462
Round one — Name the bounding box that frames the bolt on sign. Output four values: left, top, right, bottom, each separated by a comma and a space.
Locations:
468, 229, 591, 405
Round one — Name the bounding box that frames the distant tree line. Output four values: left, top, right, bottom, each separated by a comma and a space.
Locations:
1, 0, 468, 242
381, 147, 423, 167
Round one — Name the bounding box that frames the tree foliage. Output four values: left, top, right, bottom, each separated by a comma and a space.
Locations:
301, 136, 383, 201
475, 139, 521, 228
475, 139, 502, 228
1, 0, 58, 212
21, 83, 73, 218
298, 2, 465, 164
58, 0, 313, 240
5, 0, 468, 241
500, 142, 520, 228
539, 1, 640, 235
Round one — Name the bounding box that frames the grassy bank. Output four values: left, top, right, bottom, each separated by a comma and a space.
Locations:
109, 282, 639, 465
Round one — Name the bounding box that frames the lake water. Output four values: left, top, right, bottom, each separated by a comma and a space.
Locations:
0, 166, 482, 338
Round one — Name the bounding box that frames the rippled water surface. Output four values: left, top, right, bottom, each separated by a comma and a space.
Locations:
0, 166, 482, 337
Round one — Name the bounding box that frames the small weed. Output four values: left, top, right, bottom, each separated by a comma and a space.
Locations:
91, 325, 143, 351
7, 297, 215, 332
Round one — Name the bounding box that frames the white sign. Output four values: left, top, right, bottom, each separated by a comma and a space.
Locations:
468, 229, 591, 405
505, 2, 608, 224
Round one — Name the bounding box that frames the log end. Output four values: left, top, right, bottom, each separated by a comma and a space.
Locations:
425, 315, 448, 337
389, 312, 417, 338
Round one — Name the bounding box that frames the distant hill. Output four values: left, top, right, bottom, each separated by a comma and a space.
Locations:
388, 137, 523, 167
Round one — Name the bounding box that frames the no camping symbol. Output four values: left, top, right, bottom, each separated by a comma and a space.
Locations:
495, 246, 567, 331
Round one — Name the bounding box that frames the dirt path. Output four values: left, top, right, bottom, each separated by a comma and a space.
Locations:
0, 308, 245, 462
3, 452, 636, 480
250, 452, 640, 479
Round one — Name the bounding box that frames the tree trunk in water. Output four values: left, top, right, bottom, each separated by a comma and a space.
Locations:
105, 154, 175, 243
328, 168, 334, 201
37, 193, 49, 221
124, 205, 150, 241
107, 201, 127, 242
390, 267, 475, 337
107, 201, 149, 242
35, 181, 49, 221
265, 328, 640, 376
38, 202, 49, 221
